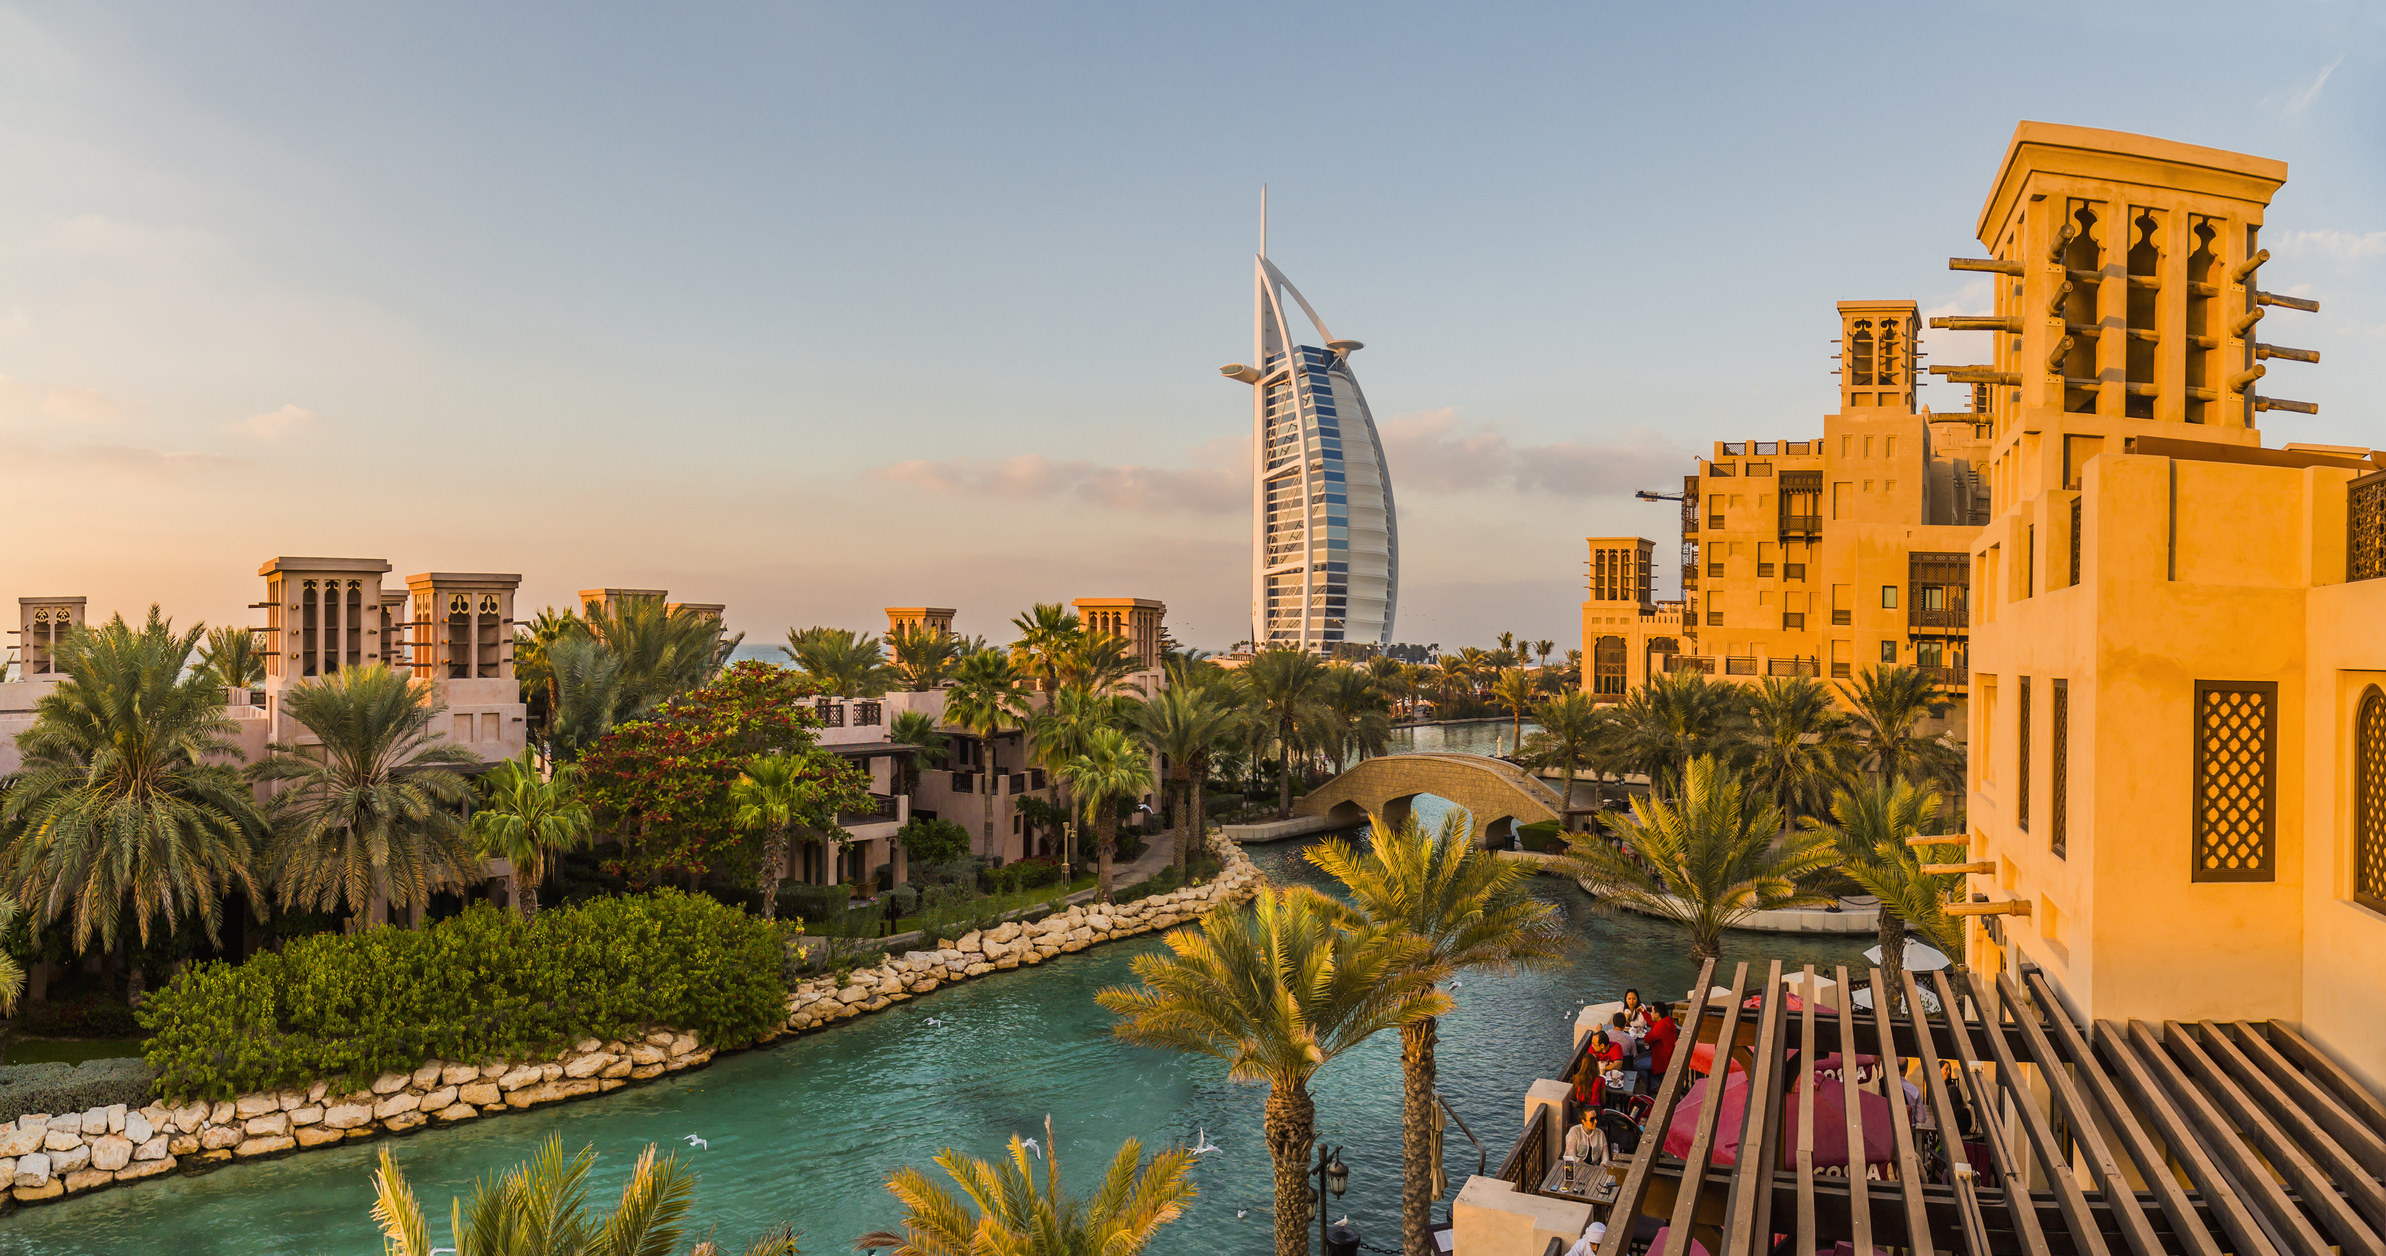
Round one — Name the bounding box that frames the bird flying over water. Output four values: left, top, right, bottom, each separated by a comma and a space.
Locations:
1021, 1136, 1042, 1157
1192, 1127, 1221, 1156
684, 1134, 709, 1150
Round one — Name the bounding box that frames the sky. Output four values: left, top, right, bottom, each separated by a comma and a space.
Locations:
2, 3, 2381, 655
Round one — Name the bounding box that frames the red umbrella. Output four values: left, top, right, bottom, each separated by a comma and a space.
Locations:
1663, 1072, 1896, 1168
1687, 1041, 1747, 1077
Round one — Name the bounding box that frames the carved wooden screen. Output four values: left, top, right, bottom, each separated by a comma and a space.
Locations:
2193, 681, 2278, 882
1593, 636, 1627, 695
2356, 686, 2386, 913
2350, 471, 2386, 582
2017, 677, 2031, 833
2051, 679, 2069, 859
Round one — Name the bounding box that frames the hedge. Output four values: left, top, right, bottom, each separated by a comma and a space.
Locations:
0, 1058, 157, 1124
137, 891, 786, 1102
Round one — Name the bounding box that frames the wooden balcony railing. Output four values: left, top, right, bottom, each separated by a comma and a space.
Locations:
1767, 657, 1818, 677
1664, 654, 1715, 674
1918, 664, 1971, 687
1724, 656, 1759, 675
2352, 471, 2386, 581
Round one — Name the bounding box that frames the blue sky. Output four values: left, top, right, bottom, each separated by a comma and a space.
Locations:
2, 3, 2379, 652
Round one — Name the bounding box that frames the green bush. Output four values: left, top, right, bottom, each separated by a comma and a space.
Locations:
897, 816, 973, 865
1515, 821, 1565, 854
18, 994, 142, 1039
885, 884, 920, 917
137, 891, 784, 1102
0, 1058, 157, 1123
780, 882, 851, 927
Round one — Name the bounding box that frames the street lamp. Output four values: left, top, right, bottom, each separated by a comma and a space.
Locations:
1063, 821, 1076, 880
1313, 1144, 1351, 1256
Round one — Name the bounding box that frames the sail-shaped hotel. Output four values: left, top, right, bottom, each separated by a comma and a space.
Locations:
1219, 239, 1398, 653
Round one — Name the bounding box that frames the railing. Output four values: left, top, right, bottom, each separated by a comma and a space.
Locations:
1784, 563, 1806, 581
2351, 471, 2386, 580
1831, 662, 1851, 678
855, 701, 883, 727
814, 700, 846, 728
1493, 1109, 1549, 1190
1007, 772, 1028, 794
1707, 515, 1726, 530
1705, 612, 1723, 627
1664, 654, 1715, 674
1757, 563, 1775, 578
1720, 442, 1745, 455
1681, 563, 1699, 590
950, 771, 976, 793
1707, 462, 1735, 476
1780, 513, 1822, 536
1029, 768, 1047, 790
1909, 606, 1969, 630
1918, 664, 1971, 686
1724, 656, 1758, 675
837, 794, 901, 826
1831, 610, 1852, 626
1707, 562, 1725, 578
1767, 657, 1817, 677
1782, 612, 1805, 630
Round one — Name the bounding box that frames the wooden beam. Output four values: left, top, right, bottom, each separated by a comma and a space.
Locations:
2092, 1021, 2282, 1256
2255, 343, 2321, 364
1833, 966, 1874, 1256
1796, 965, 1819, 1256
1958, 970, 2113, 1256
2131, 1019, 2338, 1256
2255, 396, 2320, 415
1721, 960, 1788, 1256
2231, 248, 2271, 282
1598, 958, 1721, 1256
2196, 1022, 2386, 1235
2231, 1022, 2386, 1180
1902, 969, 1996, 1256
1930, 315, 2025, 333
1998, 972, 2169, 1256
1921, 862, 1997, 875
1904, 833, 1969, 847
1946, 899, 2031, 917
2258, 290, 2321, 313
1868, 967, 1939, 1256
1927, 970, 2054, 1256
1665, 962, 1753, 1256
1950, 257, 2026, 276
2268, 1022, 2386, 1133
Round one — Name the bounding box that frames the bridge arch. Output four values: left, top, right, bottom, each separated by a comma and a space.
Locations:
1295, 752, 1566, 845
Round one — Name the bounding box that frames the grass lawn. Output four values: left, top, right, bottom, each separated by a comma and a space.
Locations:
8, 1037, 144, 1065
884, 874, 1099, 938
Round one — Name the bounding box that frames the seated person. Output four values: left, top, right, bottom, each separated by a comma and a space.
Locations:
1579, 1029, 1624, 1107
1641, 1000, 1680, 1080
1606, 1012, 1641, 1093
1564, 1106, 1607, 1164
1620, 988, 1655, 1032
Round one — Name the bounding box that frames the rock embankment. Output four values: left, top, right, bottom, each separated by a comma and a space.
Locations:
4, 1031, 713, 1205
2, 830, 1262, 1210
782, 834, 1263, 1033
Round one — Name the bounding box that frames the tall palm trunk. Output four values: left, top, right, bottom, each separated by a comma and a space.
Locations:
981, 738, 999, 861
1184, 752, 1209, 878
520, 877, 541, 920
1399, 1016, 1439, 1256
1559, 763, 1578, 833
1097, 819, 1116, 902
1876, 911, 1908, 1017
1264, 1082, 1317, 1256
759, 828, 787, 920
1277, 724, 1295, 820
1172, 771, 1192, 878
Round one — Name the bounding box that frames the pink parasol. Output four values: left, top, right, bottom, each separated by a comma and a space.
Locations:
1662, 1072, 1896, 1168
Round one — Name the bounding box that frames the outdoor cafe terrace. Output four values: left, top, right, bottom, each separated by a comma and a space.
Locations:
1461, 957, 2386, 1256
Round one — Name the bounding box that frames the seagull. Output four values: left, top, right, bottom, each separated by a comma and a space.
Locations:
684, 1135, 709, 1150
1450, 980, 1464, 989
1022, 1137, 1042, 1157
924, 1017, 942, 1027
1337, 1215, 1350, 1227
1191, 1127, 1221, 1157
1236, 1210, 1249, 1220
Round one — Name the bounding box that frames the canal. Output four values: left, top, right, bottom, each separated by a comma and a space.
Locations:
0, 813, 1870, 1255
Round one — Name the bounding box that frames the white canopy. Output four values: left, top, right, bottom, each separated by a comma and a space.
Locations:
1862, 940, 1952, 972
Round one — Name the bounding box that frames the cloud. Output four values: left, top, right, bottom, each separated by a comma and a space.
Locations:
40, 385, 135, 424
0, 439, 240, 480
874, 436, 1246, 514
2270, 56, 2343, 115
2270, 229, 2386, 262
228, 403, 319, 440
1378, 409, 1684, 497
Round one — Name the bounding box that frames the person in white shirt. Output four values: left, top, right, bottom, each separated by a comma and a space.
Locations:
1564, 1107, 1607, 1164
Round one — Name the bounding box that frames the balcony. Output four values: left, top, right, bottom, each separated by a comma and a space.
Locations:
1724, 656, 1758, 675
854, 701, 883, 727
1918, 663, 1971, 687
813, 700, 846, 728
1783, 612, 1805, 630
1767, 657, 1817, 677
1663, 654, 1715, 674
1909, 606, 1969, 631
1831, 610, 1852, 626
949, 770, 976, 793
836, 792, 909, 837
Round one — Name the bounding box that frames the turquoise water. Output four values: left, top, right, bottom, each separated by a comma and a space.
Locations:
1388, 718, 1537, 758
0, 819, 1868, 1256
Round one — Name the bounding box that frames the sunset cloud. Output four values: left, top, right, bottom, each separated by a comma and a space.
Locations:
1378, 409, 1684, 497
874, 436, 1246, 514
228, 403, 320, 440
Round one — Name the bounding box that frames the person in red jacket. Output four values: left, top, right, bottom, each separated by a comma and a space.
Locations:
1641, 1000, 1680, 1084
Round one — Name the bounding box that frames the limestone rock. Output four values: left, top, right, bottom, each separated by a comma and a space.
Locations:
599, 1078, 626, 1093
432, 1103, 478, 1123
410, 1062, 445, 1089
458, 1082, 500, 1107
117, 1155, 178, 1181
957, 930, 982, 951
123, 1111, 153, 1144
200, 1125, 243, 1150
51, 1143, 91, 1174
323, 1104, 373, 1131
134, 1135, 170, 1161
235, 1134, 296, 1157
481, 1061, 511, 1079
538, 1062, 564, 1083
646, 1030, 676, 1047
563, 1053, 611, 1080
441, 1063, 481, 1087
965, 961, 994, 976
630, 1063, 666, 1080
245, 1112, 291, 1138
168, 1134, 201, 1156
497, 1066, 543, 1092
14, 1179, 64, 1203
600, 1058, 632, 1079
235, 1093, 281, 1119
168, 1103, 208, 1134
308, 1080, 331, 1103
90, 1134, 133, 1172
290, 1105, 324, 1127
381, 1111, 428, 1133
629, 1043, 667, 1066
373, 1093, 421, 1120
669, 1034, 698, 1056
371, 1072, 410, 1096
420, 1086, 457, 1111
44, 1128, 83, 1152
106, 1104, 129, 1133
0, 1125, 43, 1158
994, 955, 1021, 970
64, 1167, 114, 1193
15, 1152, 52, 1186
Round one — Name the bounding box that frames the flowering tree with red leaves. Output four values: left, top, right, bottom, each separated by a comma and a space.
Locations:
577, 661, 872, 889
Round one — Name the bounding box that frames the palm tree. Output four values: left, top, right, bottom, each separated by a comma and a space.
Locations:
1522, 691, 1612, 828
887, 622, 965, 692
784, 626, 889, 697
1434, 655, 1473, 710
370, 1134, 797, 1256
1741, 675, 1857, 824
730, 754, 828, 918
859, 1118, 1195, 1256
1317, 665, 1391, 770
1490, 667, 1538, 758
256, 664, 482, 926
512, 606, 583, 754
1535, 639, 1556, 673
1609, 670, 1750, 800
467, 752, 593, 918
1008, 603, 1082, 692
1563, 755, 1838, 963
196, 625, 265, 694
944, 650, 1031, 859
888, 709, 950, 797
1098, 889, 1448, 1256
1058, 725, 1155, 901
1306, 815, 1565, 1256
1057, 631, 1142, 695
1840, 664, 1961, 788
0, 608, 263, 977
1808, 777, 1963, 1014
0, 897, 28, 1020
1133, 685, 1240, 879
1030, 685, 1127, 825
582, 596, 738, 717
546, 632, 627, 762
1242, 647, 1328, 819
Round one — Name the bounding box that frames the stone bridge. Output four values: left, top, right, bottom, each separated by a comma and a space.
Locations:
1293, 752, 1567, 843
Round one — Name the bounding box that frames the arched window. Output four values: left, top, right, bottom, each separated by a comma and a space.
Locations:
2356, 686, 2386, 913
1849, 320, 1875, 387
1593, 636, 1627, 696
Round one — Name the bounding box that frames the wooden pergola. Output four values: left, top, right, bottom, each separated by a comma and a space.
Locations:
1592, 957, 2386, 1256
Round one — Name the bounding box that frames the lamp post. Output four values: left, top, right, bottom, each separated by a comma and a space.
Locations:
1063, 821, 1076, 883
1312, 1143, 1348, 1256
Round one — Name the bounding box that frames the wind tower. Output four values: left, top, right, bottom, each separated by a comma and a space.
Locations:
1217, 192, 1400, 654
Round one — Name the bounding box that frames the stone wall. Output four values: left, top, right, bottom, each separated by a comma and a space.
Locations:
2, 830, 1263, 1211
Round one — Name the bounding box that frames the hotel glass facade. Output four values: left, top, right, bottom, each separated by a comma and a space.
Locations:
1232, 256, 1398, 651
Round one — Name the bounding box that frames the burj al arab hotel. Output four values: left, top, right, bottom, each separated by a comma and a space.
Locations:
1218, 209, 1399, 654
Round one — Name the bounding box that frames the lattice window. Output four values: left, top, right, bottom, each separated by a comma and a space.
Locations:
2356, 687, 2386, 913
1593, 635, 1627, 696
2351, 472, 2386, 582
2017, 678, 2031, 832
2070, 496, 2083, 587
2051, 680, 2069, 859
2194, 681, 2278, 882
